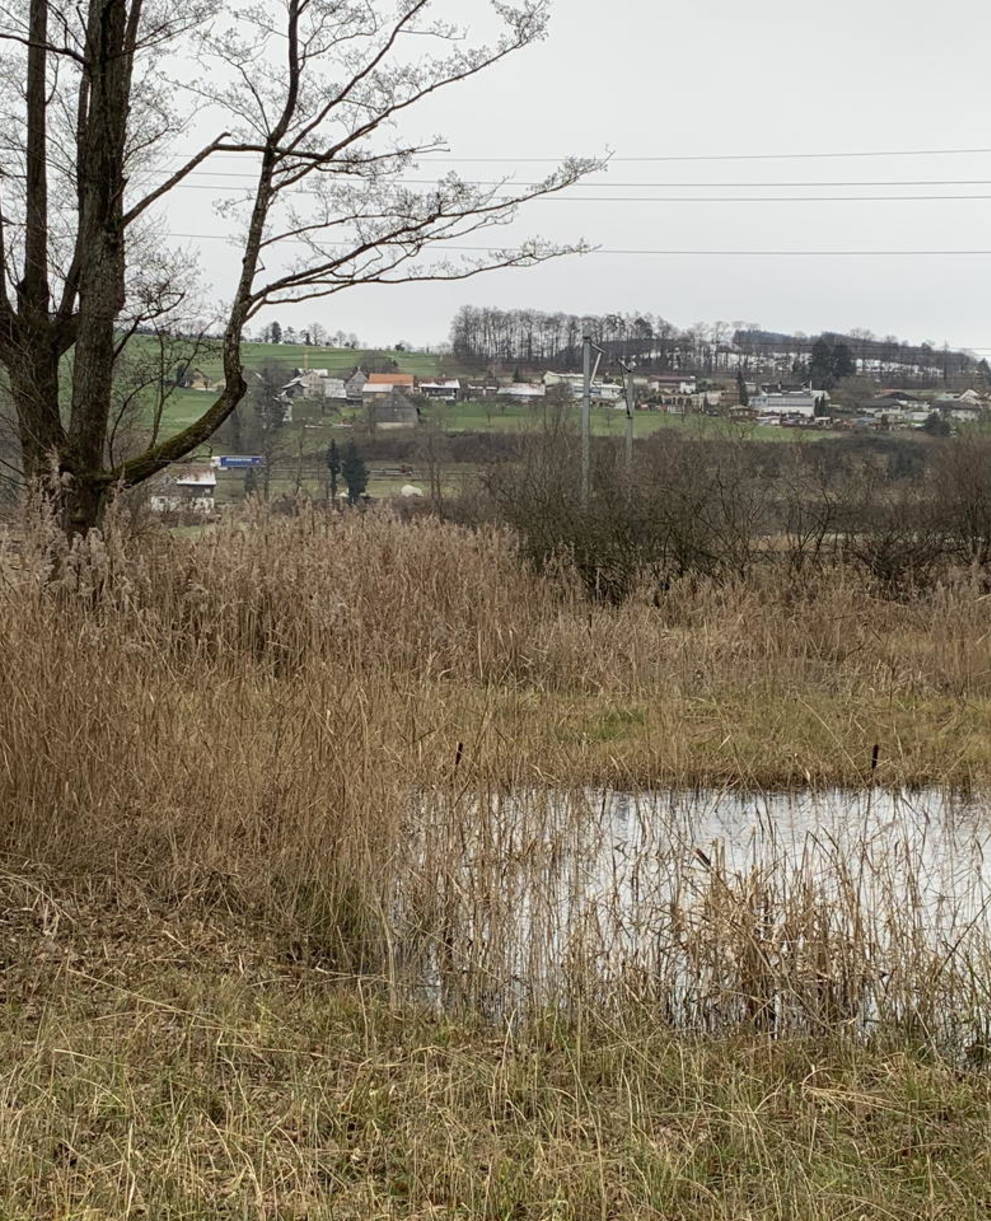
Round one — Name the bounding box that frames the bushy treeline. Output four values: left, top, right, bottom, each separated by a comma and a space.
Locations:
444, 429, 991, 601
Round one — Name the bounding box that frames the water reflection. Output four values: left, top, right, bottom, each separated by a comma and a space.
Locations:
404, 788, 991, 1034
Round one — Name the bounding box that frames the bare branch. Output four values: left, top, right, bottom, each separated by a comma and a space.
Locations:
0, 31, 86, 66
123, 134, 231, 226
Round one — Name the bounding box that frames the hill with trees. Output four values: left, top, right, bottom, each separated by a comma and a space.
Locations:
450, 306, 987, 387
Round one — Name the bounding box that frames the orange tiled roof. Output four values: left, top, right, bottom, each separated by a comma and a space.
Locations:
366, 373, 415, 386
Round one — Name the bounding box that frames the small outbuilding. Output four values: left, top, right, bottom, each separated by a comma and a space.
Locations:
150, 466, 217, 515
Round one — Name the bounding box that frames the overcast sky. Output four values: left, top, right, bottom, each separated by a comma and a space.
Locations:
168, 0, 991, 353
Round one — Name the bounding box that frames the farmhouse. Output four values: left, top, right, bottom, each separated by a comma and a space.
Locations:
345, 370, 368, 401
366, 372, 416, 390
418, 379, 463, 401
935, 392, 986, 421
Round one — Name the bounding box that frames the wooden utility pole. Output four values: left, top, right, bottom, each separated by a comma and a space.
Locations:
582, 334, 592, 508
619, 358, 636, 477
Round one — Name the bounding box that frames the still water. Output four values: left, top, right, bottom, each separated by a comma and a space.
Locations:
405, 788, 991, 1030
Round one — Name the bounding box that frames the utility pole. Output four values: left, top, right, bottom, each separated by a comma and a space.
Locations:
581, 334, 592, 508
619, 358, 636, 477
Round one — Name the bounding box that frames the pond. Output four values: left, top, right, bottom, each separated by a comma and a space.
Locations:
401, 787, 991, 1038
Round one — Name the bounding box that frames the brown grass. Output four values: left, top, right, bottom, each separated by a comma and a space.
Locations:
1, 504, 991, 1212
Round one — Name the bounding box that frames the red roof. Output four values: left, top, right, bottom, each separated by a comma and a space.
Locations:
366, 373, 415, 386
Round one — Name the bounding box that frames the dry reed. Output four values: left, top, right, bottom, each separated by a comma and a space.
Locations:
1, 504, 991, 1213
0, 504, 989, 1026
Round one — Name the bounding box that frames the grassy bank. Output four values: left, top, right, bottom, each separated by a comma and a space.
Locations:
3, 887, 990, 1219
3, 507, 991, 1214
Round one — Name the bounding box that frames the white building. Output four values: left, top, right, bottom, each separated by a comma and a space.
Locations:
321, 377, 348, 401
150, 466, 217, 515
498, 383, 546, 400
419, 380, 462, 401
749, 388, 828, 419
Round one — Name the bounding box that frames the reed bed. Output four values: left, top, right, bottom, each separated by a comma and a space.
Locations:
1, 505, 991, 1214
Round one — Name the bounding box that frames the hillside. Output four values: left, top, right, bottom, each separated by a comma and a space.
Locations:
186, 341, 448, 381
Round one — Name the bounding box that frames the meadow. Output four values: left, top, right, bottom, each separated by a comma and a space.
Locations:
2, 499, 991, 1215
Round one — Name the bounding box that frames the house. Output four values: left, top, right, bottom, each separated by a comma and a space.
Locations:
543, 371, 584, 390
649, 373, 697, 395
466, 381, 500, 398
537, 374, 621, 403
185, 369, 214, 391
345, 370, 368, 401
877, 389, 926, 406
749, 387, 828, 419
497, 382, 546, 401
281, 376, 309, 400
367, 389, 419, 429
591, 383, 623, 405
149, 465, 217, 515
418, 379, 462, 401
366, 372, 416, 391
935, 393, 985, 421
321, 377, 348, 401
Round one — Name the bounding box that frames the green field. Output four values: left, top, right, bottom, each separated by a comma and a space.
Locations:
188, 340, 446, 382
152, 389, 836, 450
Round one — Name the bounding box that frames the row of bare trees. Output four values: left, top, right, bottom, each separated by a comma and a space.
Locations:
450, 307, 740, 373
450, 306, 987, 384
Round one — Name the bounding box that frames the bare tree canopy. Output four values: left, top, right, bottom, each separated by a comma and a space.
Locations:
0, 0, 599, 533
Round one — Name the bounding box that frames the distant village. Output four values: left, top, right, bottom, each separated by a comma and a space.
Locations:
181, 360, 991, 433
154, 339, 991, 515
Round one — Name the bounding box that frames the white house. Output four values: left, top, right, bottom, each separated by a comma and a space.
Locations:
418, 379, 462, 401
498, 383, 546, 401
649, 374, 697, 395
749, 388, 828, 419
150, 466, 217, 515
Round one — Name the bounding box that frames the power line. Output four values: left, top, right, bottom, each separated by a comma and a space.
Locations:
432, 149, 991, 163
135, 167, 991, 188
165, 233, 991, 255
169, 146, 991, 163
156, 182, 991, 202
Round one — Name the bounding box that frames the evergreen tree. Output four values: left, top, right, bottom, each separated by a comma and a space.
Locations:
326, 439, 341, 500
269, 320, 283, 344
736, 369, 749, 407
832, 343, 855, 381
809, 339, 835, 389
342, 441, 368, 504
922, 412, 951, 437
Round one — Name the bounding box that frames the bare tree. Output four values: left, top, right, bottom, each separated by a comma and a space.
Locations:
0, 0, 599, 535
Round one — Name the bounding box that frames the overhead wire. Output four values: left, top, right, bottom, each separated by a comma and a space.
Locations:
167, 145, 991, 163
152, 181, 991, 202
164, 233, 991, 256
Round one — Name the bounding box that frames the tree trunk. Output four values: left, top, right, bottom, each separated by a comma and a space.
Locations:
66, 0, 130, 515
8, 338, 65, 481
59, 473, 109, 537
